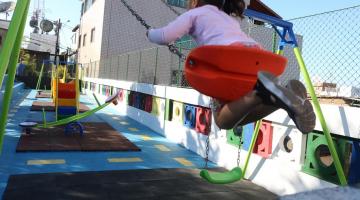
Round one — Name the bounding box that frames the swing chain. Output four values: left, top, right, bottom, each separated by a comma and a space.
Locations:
237, 138, 242, 167
120, 0, 151, 30
167, 44, 187, 62
204, 135, 210, 169
120, 0, 187, 62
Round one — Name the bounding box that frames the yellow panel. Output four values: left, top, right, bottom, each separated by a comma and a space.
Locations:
140, 135, 152, 141
108, 157, 143, 163
151, 97, 162, 116
27, 159, 66, 165
174, 157, 194, 167
58, 98, 77, 106
172, 101, 184, 124
128, 127, 139, 132
155, 145, 171, 152
58, 98, 76, 106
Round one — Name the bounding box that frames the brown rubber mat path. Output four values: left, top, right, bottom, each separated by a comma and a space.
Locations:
30, 101, 90, 112
35, 91, 52, 98
3, 168, 278, 200
16, 122, 140, 152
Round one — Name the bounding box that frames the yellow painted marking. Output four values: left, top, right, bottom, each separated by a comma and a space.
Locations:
174, 158, 194, 167
27, 159, 66, 165
108, 157, 143, 163
120, 121, 129, 125
128, 127, 139, 132
140, 135, 152, 141
155, 145, 171, 152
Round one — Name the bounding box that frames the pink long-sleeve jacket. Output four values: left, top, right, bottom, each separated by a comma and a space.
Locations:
148, 5, 259, 46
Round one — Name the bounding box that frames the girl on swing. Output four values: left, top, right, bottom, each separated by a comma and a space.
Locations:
147, 0, 316, 134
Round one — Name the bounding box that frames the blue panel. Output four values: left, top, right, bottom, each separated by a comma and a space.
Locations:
242, 123, 255, 151
348, 141, 360, 184
57, 106, 77, 115
184, 104, 196, 129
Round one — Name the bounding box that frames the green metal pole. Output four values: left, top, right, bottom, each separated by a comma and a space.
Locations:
0, 0, 29, 89
293, 47, 347, 186
36, 63, 45, 90
242, 120, 262, 178
42, 108, 47, 128
0, 0, 30, 153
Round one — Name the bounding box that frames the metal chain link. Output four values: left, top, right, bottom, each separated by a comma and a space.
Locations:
237, 138, 242, 167
120, 0, 187, 62
204, 134, 210, 169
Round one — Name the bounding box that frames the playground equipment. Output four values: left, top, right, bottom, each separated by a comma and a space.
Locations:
0, 0, 348, 187
19, 92, 119, 136
119, 0, 348, 185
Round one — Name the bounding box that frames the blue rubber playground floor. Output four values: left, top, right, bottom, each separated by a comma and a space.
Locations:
0, 89, 217, 197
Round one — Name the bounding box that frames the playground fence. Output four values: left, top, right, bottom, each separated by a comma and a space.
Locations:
82, 5, 360, 105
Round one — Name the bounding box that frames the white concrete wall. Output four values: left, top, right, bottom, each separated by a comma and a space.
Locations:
84, 77, 360, 195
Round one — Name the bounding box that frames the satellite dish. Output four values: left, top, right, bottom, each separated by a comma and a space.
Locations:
0, 1, 15, 13
40, 19, 54, 33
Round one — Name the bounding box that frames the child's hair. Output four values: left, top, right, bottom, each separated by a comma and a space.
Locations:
197, 0, 246, 18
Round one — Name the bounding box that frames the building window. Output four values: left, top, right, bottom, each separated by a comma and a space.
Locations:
78, 35, 81, 48
167, 0, 188, 8
83, 34, 87, 46
90, 28, 95, 43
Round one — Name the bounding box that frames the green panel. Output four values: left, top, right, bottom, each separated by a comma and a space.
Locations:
165, 99, 173, 121
302, 132, 352, 185
123, 90, 128, 105
226, 128, 241, 147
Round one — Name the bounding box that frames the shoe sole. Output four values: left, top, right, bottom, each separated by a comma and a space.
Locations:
258, 72, 315, 134
286, 80, 307, 99
257, 72, 302, 113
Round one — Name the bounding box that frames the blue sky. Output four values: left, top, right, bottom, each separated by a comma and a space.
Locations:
261, 0, 360, 19
1, 0, 359, 50
5, 0, 82, 50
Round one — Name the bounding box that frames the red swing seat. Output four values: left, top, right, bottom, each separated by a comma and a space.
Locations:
185, 45, 288, 102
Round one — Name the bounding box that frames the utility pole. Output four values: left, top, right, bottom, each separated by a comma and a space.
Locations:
54, 18, 61, 65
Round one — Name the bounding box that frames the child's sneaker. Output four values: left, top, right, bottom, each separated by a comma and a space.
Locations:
255, 71, 316, 134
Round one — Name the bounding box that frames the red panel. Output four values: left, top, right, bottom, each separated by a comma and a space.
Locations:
106, 86, 110, 97
195, 107, 212, 135
253, 121, 273, 158
118, 89, 124, 102
185, 45, 287, 102
58, 90, 76, 99
144, 95, 153, 113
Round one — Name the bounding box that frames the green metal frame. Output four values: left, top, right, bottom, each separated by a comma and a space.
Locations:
0, 0, 31, 153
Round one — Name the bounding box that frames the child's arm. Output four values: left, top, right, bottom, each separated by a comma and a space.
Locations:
147, 12, 194, 45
